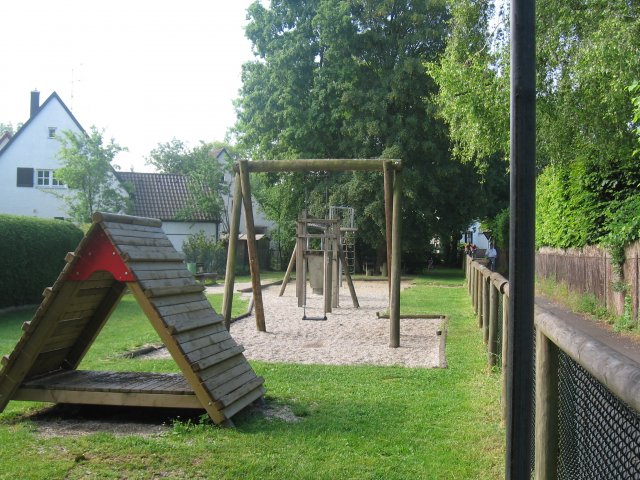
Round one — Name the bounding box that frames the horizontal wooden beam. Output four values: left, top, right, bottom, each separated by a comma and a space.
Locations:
233, 159, 402, 173
535, 307, 640, 413
14, 387, 203, 409
92, 212, 163, 228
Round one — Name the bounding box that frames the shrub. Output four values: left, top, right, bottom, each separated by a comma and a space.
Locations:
0, 215, 83, 309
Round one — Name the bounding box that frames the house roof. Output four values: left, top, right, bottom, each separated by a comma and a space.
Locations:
0, 91, 85, 159
114, 171, 219, 222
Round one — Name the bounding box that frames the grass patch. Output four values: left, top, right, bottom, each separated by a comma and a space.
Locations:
0, 269, 504, 479
536, 276, 640, 336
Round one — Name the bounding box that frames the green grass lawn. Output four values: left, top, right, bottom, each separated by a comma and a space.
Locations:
0, 268, 504, 479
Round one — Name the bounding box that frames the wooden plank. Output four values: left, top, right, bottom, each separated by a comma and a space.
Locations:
77, 287, 113, 298
221, 386, 265, 419
148, 293, 206, 308
214, 376, 265, 409
126, 261, 187, 273
185, 338, 238, 364
101, 221, 163, 234
139, 277, 199, 291
210, 370, 258, 400
144, 284, 205, 298
109, 235, 173, 248
279, 244, 296, 297
238, 159, 399, 173
174, 323, 227, 345
165, 310, 223, 335
63, 282, 128, 370
102, 226, 167, 240
127, 282, 228, 424
94, 212, 162, 228
202, 362, 253, 391
13, 387, 201, 409
119, 245, 185, 262
27, 349, 72, 377
190, 345, 245, 372
153, 301, 212, 319
198, 354, 248, 384
179, 328, 233, 355
0, 281, 84, 412
134, 269, 194, 281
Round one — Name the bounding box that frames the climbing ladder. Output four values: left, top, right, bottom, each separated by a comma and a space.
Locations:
329, 206, 356, 275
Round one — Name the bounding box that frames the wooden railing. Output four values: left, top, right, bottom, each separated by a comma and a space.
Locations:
465, 256, 640, 478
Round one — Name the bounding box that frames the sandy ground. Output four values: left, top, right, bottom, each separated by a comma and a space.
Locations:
147, 279, 446, 369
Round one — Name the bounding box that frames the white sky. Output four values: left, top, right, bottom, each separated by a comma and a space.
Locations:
0, 0, 258, 172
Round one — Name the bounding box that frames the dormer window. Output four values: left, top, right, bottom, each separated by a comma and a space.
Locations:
48, 127, 56, 138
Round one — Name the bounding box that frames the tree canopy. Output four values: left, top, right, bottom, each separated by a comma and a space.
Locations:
55, 127, 130, 223
233, 0, 509, 267
430, 0, 640, 261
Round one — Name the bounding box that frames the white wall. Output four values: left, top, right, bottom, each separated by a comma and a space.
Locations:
163, 221, 219, 253
460, 221, 490, 250
0, 97, 81, 219
220, 157, 275, 236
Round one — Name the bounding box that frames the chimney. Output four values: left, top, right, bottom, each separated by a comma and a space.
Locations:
30, 90, 40, 118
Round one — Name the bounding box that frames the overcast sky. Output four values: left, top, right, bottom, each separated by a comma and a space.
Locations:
1, 0, 258, 172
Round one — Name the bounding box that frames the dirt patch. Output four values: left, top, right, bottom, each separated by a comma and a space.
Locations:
145, 280, 446, 368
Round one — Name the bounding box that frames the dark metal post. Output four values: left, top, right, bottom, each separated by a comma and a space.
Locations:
507, 0, 536, 477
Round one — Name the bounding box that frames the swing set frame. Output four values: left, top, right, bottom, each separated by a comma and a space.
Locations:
221, 158, 403, 347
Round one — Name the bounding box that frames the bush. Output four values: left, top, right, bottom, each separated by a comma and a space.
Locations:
182, 231, 226, 272
0, 215, 83, 309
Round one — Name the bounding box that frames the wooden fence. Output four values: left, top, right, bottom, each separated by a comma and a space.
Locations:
465, 256, 640, 478
536, 243, 640, 322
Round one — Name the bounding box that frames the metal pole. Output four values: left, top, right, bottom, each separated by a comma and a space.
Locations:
507, 0, 536, 477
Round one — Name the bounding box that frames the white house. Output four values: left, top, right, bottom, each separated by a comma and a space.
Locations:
0, 91, 82, 219
460, 221, 490, 252
0, 91, 274, 257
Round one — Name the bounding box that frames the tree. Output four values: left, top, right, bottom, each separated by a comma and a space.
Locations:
431, 0, 640, 263
55, 127, 130, 223
234, 0, 508, 267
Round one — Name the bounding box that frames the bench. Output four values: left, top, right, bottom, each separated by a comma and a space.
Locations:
194, 272, 218, 283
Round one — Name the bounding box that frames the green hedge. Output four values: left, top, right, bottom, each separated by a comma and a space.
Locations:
0, 215, 83, 309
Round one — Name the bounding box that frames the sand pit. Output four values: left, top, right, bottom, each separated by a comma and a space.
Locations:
145, 280, 446, 369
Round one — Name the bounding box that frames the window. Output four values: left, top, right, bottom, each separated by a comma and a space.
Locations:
48, 127, 56, 138
17, 168, 34, 187
36, 169, 64, 187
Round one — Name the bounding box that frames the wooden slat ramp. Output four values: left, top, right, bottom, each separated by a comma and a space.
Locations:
0, 212, 264, 426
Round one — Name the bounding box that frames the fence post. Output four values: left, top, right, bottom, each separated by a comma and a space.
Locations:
488, 279, 499, 366
535, 329, 559, 479
483, 274, 490, 339
478, 269, 484, 327
469, 263, 477, 313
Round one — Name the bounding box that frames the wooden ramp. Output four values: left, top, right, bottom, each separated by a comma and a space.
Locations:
0, 212, 264, 426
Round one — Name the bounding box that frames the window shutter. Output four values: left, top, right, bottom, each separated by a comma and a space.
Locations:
17, 168, 34, 187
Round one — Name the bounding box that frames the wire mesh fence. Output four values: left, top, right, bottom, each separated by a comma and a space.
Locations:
557, 352, 640, 479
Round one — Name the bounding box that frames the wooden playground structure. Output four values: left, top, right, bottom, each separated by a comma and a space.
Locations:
222, 158, 404, 347
0, 213, 264, 426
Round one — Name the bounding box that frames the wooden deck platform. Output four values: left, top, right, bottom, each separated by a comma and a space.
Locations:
14, 370, 202, 409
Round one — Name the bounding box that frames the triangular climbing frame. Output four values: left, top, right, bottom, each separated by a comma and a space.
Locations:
0, 212, 264, 426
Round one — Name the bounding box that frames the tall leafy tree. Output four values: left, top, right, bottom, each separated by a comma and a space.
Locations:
55, 127, 130, 223
431, 0, 640, 257
234, 0, 507, 267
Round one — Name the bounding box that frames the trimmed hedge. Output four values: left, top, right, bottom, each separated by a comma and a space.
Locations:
0, 215, 83, 309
